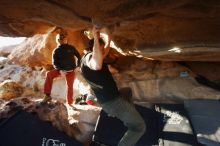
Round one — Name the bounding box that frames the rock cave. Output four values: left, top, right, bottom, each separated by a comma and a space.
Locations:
0, 1, 220, 146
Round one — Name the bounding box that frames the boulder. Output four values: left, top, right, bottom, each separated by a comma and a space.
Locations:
8, 29, 88, 67
0, 1, 220, 61
0, 97, 101, 144
0, 45, 18, 57
0, 80, 24, 100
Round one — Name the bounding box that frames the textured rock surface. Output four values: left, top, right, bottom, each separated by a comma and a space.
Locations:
0, 45, 17, 57
0, 64, 44, 93
0, 0, 220, 61
183, 62, 220, 81
1, 1, 220, 143
8, 29, 88, 67
0, 97, 101, 144
1, 57, 220, 103
0, 80, 24, 100
0, 62, 92, 100
113, 59, 220, 103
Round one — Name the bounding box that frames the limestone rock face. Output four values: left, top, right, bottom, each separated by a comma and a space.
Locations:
1, 57, 220, 103
0, 0, 220, 120
0, 80, 24, 100
8, 29, 88, 67
0, 56, 8, 68
183, 62, 220, 81
1, 1, 220, 142
0, 64, 44, 94
0, 62, 91, 101
0, 45, 17, 57
0, 0, 220, 61
113, 58, 220, 103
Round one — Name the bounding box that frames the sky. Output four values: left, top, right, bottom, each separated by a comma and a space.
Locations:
0, 36, 26, 47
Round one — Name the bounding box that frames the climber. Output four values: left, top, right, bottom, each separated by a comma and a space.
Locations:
80, 26, 146, 146
42, 33, 81, 105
